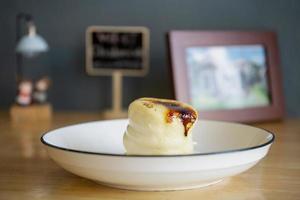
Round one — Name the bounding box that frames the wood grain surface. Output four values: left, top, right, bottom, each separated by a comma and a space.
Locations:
0, 112, 299, 199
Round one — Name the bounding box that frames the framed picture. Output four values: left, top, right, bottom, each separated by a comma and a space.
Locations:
168, 31, 284, 122
86, 26, 149, 76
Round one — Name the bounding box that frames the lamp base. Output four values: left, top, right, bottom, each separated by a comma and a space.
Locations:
10, 103, 52, 122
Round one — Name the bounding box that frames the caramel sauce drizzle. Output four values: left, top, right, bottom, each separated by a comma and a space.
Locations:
146, 100, 197, 137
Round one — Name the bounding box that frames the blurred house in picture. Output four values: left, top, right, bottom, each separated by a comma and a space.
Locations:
186, 45, 270, 110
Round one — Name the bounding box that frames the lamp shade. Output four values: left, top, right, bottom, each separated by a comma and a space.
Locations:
16, 34, 49, 57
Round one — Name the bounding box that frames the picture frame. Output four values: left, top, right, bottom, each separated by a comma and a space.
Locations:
168, 31, 284, 122
86, 26, 150, 76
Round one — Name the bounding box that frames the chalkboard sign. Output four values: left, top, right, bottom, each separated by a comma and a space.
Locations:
86, 26, 149, 76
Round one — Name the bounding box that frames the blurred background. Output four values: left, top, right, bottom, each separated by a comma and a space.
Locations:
0, 0, 299, 117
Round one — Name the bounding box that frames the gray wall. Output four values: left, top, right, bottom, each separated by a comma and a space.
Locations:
0, 0, 299, 116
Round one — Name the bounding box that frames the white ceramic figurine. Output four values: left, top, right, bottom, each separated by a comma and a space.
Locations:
16, 80, 33, 106
33, 77, 50, 104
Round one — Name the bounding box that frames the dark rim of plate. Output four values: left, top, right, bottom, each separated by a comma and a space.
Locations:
40, 119, 275, 158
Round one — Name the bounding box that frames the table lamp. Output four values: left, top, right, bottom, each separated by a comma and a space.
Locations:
15, 13, 49, 80
10, 13, 51, 122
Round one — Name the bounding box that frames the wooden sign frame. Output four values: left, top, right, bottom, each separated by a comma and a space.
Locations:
86, 26, 150, 76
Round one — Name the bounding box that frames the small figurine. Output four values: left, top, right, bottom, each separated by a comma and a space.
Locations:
33, 77, 51, 104
16, 80, 33, 106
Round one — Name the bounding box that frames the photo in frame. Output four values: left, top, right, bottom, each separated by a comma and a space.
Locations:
168, 31, 284, 122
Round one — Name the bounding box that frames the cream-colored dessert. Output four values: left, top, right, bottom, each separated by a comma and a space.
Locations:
123, 97, 198, 155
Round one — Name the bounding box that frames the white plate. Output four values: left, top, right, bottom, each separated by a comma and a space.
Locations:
41, 119, 274, 191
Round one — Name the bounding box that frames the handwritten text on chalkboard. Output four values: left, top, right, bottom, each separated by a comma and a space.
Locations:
92, 32, 143, 69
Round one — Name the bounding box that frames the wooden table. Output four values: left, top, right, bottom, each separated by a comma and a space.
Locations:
0, 112, 299, 199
